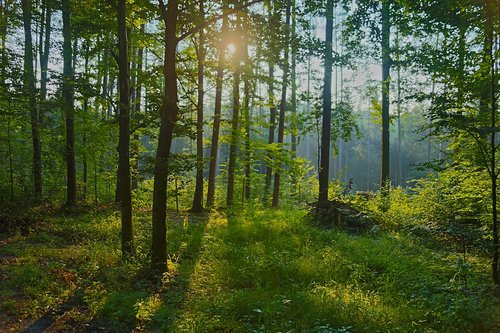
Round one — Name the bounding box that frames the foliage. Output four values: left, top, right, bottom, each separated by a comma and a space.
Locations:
1, 207, 498, 332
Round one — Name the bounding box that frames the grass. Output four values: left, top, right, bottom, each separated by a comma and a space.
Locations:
0, 205, 498, 332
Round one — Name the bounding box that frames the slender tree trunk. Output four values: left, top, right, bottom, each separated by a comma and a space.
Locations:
39, 0, 51, 101
206, 9, 228, 207
486, 7, 499, 286
264, 63, 276, 199
62, 0, 76, 205
318, 0, 334, 202
83, 40, 90, 200
243, 14, 251, 201
108, 74, 115, 119
226, 70, 240, 207
102, 48, 109, 119
152, 0, 178, 273
272, 0, 291, 208
290, 0, 297, 156
396, 30, 402, 187
290, 0, 298, 197
192, 0, 205, 212
380, 0, 391, 190
132, 27, 144, 191
117, 0, 134, 255
7, 100, 13, 202
227, 14, 242, 208
22, 0, 43, 201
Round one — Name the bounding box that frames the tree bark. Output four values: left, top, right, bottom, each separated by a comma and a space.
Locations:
486, 5, 499, 286
271, 0, 291, 208
40, 0, 51, 101
131, 27, 144, 191
22, 0, 43, 201
226, 71, 240, 207
151, 0, 178, 273
380, 0, 391, 190
192, 0, 205, 213
83, 40, 90, 200
243, 13, 251, 202
264, 63, 276, 199
290, 0, 297, 157
206, 7, 228, 207
226, 14, 242, 208
117, 0, 134, 256
318, 0, 334, 203
62, 0, 76, 205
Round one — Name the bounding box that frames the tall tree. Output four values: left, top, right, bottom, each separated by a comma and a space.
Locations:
264, 63, 276, 198
39, 0, 51, 102
62, 0, 76, 205
206, 7, 228, 208
272, 0, 291, 208
243, 12, 251, 201
264, 4, 277, 200
152, 0, 179, 273
226, 13, 242, 208
318, 0, 334, 203
485, 0, 499, 286
131, 26, 145, 191
22, 0, 43, 200
380, 0, 391, 190
117, 0, 134, 255
192, 0, 205, 213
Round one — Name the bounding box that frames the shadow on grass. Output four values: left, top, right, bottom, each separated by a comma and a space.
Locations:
92, 210, 210, 332
173, 208, 497, 332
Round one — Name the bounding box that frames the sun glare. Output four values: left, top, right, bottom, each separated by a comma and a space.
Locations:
226, 43, 236, 56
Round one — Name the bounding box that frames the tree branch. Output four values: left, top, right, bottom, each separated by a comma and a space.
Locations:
177, 0, 263, 42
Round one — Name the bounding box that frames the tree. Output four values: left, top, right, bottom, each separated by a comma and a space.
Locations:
272, 0, 291, 208
318, 0, 333, 203
380, 0, 391, 190
151, 0, 179, 273
226, 12, 242, 208
62, 0, 76, 206
191, 0, 205, 213
21, 0, 43, 200
264, 4, 277, 200
206, 6, 228, 208
117, 0, 134, 255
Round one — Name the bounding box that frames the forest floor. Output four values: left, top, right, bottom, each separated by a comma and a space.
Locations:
0, 205, 499, 332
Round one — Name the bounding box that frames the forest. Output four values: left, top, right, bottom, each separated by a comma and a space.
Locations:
1, 0, 500, 331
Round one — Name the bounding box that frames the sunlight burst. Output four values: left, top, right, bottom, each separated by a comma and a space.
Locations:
226, 43, 236, 56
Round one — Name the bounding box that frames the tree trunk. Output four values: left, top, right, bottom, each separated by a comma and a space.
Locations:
39, 0, 51, 101
22, 0, 43, 201
264, 63, 276, 199
206, 8, 228, 207
117, 0, 134, 256
226, 69, 240, 207
486, 7, 499, 286
132, 27, 144, 191
226, 14, 242, 208
290, 0, 297, 157
192, 0, 205, 213
83, 40, 90, 200
318, 0, 334, 202
271, 0, 291, 208
62, 0, 76, 205
152, 0, 178, 274
380, 0, 391, 190
7, 100, 13, 202
396, 30, 402, 187
243, 13, 251, 202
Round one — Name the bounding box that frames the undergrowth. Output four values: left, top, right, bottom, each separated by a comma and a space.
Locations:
0, 204, 498, 332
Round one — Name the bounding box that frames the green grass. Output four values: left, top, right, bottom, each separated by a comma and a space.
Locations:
0, 205, 498, 332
